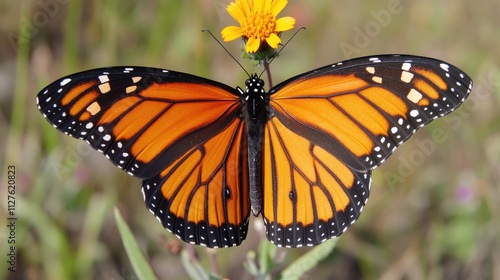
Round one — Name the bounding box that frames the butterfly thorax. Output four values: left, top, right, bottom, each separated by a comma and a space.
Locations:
241, 74, 268, 119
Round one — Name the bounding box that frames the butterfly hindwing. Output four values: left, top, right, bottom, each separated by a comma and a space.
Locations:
142, 116, 250, 248
36, 67, 250, 247
37, 67, 241, 177
264, 55, 473, 247
262, 117, 372, 247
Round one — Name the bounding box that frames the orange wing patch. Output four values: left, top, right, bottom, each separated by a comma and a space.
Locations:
140, 82, 238, 101
99, 96, 142, 124
412, 67, 447, 91
61, 81, 97, 106
271, 74, 368, 99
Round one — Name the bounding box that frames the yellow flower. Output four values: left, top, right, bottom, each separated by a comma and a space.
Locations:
221, 0, 296, 53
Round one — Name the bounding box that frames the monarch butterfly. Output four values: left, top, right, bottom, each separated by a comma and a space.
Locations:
37, 55, 472, 248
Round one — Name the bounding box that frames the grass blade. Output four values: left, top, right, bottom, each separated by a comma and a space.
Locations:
114, 207, 158, 280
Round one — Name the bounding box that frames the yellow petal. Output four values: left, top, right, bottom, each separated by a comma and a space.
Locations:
232, 0, 248, 16
246, 36, 261, 53
275, 16, 295, 31
239, 0, 251, 15
226, 2, 246, 23
263, 0, 272, 12
271, 0, 288, 16
253, 0, 265, 12
221, 26, 245, 42
265, 33, 281, 49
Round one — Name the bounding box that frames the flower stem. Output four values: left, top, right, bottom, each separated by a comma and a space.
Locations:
263, 58, 273, 90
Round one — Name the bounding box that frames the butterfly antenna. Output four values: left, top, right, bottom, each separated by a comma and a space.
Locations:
259, 26, 306, 78
202, 29, 251, 78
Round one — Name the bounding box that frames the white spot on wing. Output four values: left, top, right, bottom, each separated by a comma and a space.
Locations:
372, 76, 382, 84
402, 63, 412, 71
86, 102, 101, 115
60, 78, 71, 86
126, 85, 137, 93
400, 71, 414, 83
407, 88, 423, 104
98, 75, 109, 83
99, 83, 111, 93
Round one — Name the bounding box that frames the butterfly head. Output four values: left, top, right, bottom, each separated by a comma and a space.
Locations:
245, 74, 266, 96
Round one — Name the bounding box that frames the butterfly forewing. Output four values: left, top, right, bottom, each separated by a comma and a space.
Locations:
37, 67, 241, 177
270, 55, 473, 171
264, 55, 472, 247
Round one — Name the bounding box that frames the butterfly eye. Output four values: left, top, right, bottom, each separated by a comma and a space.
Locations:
256, 78, 265, 88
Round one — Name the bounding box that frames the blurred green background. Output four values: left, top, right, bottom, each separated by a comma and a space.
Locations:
1, 0, 499, 279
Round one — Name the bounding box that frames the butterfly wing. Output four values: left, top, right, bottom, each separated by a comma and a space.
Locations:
36, 67, 250, 247
264, 55, 473, 247
262, 117, 372, 247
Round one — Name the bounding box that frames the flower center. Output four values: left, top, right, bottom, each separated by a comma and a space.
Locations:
242, 11, 276, 41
